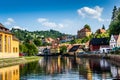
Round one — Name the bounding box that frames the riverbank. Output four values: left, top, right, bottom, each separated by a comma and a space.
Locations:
0, 56, 41, 67
78, 54, 120, 66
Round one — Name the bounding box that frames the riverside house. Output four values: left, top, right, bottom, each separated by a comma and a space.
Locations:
0, 23, 19, 58
89, 38, 109, 51
109, 34, 120, 49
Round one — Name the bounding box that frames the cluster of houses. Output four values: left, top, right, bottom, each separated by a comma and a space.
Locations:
38, 25, 120, 55
77, 25, 120, 54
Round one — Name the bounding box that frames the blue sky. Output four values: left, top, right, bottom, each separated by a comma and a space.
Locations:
0, 0, 120, 35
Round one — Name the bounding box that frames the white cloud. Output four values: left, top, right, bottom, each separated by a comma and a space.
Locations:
37, 18, 64, 28
37, 18, 48, 23
4, 18, 15, 25
77, 6, 104, 22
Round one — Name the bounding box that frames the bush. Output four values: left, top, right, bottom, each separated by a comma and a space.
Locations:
60, 45, 67, 54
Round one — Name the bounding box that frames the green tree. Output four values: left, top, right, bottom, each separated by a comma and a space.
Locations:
112, 6, 117, 20
84, 24, 91, 31
102, 24, 105, 30
19, 44, 28, 53
25, 43, 38, 56
60, 45, 67, 53
33, 39, 42, 46
109, 6, 120, 35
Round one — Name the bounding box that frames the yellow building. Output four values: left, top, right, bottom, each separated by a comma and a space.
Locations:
0, 65, 19, 80
0, 23, 19, 58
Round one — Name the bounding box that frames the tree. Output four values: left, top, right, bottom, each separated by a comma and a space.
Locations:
60, 45, 67, 53
109, 14, 120, 35
33, 39, 42, 46
109, 6, 120, 35
102, 25, 105, 30
84, 24, 91, 31
112, 6, 117, 20
19, 44, 28, 53
23, 43, 38, 56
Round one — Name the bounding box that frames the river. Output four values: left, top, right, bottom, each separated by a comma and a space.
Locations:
0, 56, 120, 80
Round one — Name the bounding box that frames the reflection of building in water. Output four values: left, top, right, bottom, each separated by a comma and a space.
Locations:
111, 65, 120, 78
38, 57, 81, 75
0, 65, 19, 80
86, 59, 92, 80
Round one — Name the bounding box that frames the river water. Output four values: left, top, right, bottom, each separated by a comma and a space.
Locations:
0, 56, 120, 80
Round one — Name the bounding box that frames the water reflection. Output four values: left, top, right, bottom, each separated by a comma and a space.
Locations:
2, 57, 120, 80
0, 57, 116, 80
0, 65, 19, 80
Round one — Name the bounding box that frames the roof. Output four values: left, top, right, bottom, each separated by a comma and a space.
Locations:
0, 23, 11, 34
69, 45, 80, 52
12, 35, 19, 41
113, 35, 119, 41
89, 38, 109, 46
0, 23, 5, 28
79, 28, 91, 32
99, 29, 106, 33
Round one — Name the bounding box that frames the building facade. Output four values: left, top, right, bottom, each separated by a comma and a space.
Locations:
77, 27, 91, 39
0, 23, 19, 58
110, 34, 120, 49
89, 38, 109, 51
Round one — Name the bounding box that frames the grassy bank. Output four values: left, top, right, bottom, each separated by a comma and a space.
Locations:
0, 56, 41, 68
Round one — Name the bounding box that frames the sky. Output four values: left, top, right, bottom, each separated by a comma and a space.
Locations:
0, 0, 120, 35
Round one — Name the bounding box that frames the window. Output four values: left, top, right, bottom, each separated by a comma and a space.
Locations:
5, 35, 7, 52
0, 34, 2, 52
8, 36, 11, 53
16, 48, 17, 53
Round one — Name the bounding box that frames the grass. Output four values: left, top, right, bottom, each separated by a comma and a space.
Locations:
0, 56, 41, 68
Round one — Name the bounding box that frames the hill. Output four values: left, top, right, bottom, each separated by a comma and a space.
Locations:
11, 28, 69, 41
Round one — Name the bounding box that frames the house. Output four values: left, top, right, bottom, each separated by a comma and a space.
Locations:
99, 46, 111, 53
77, 27, 91, 39
0, 23, 19, 58
68, 45, 84, 55
109, 34, 120, 49
89, 38, 109, 51
60, 36, 74, 43
50, 38, 60, 53
95, 28, 106, 34
44, 37, 54, 43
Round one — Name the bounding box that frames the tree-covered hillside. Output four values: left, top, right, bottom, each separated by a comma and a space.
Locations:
11, 28, 67, 41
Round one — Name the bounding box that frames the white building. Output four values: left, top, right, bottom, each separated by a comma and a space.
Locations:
109, 34, 120, 49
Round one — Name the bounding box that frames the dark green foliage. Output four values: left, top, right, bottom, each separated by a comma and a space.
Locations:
84, 24, 91, 31
60, 45, 67, 53
112, 6, 117, 20
109, 6, 120, 35
102, 25, 105, 30
33, 39, 42, 46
